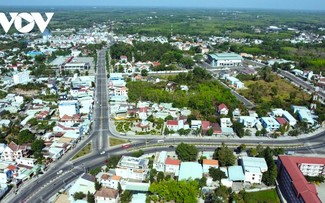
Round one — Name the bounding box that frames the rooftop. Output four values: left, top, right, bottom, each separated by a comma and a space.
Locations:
278, 155, 325, 203
209, 53, 243, 60
179, 162, 203, 180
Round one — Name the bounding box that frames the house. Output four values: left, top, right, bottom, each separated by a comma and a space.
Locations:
166, 120, 179, 132
179, 162, 203, 180
1, 142, 28, 161
201, 121, 211, 135
165, 82, 178, 92
97, 173, 121, 190
58, 100, 80, 118
271, 108, 297, 126
12, 71, 30, 84
95, 187, 119, 203
291, 105, 315, 126
202, 159, 219, 173
211, 123, 222, 135
68, 173, 96, 203
218, 103, 229, 115
228, 166, 245, 182
120, 55, 128, 63
239, 116, 257, 128
277, 156, 325, 203
115, 156, 149, 181
260, 117, 280, 132
232, 108, 241, 120
191, 120, 202, 129
153, 151, 167, 172
164, 158, 181, 175
242, 157, 268, 184
220, 118, 232, 128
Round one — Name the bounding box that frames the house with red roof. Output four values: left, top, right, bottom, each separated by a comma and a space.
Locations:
203, 159, 219, 173
201, 121, 211, 135
277, 155, 325, 203
211, 123, 222, 134
165, 157, 181, 175
218, 103, 229, 115
166, 120, 179, 132
0, 141, 29, 161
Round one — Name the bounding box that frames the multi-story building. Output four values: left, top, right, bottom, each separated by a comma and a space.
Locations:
153, 151, 167, 172
95, 187, 119, 203
0, 142, 28, 161
164, 158, 181, 175
277, 156, 325, 203
242, 157, 268, 184
207, 53, 243, 67
115, 156, 149, 181
97, 173, 121, 190
13, 71, 30, 84
260, 117, 280, 132
58, 100, 80, 118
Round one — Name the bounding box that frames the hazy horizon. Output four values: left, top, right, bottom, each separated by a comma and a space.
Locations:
0, 0, 325, 11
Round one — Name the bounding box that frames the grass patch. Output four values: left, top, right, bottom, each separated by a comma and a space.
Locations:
109, 137, 128, 146
71, 143, 92, 160
242, 189, 280, 203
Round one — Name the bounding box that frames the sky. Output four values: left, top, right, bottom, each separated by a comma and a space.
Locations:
0, 0, 324, 10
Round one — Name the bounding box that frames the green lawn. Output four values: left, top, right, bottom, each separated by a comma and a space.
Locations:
243, 189, 280, 203
109, 137, 128, 146
71, 143, 92, 160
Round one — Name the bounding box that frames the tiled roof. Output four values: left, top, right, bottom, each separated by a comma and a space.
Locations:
218, 103, 228, 111
279, 155, 325, 203
166, 120, 178, 126
201, 121, 210, 130
95, 188, 118, 198
203, 159, 219, 166
165, 157, 180, 165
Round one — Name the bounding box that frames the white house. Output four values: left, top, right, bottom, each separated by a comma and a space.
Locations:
16, 158, 37, 167
260, 117, 281, 132
68, 173, 96, 203
191, 120, 202, 129
13, 71, 30, 84
1, 142, 28, 161
271, 108, 297, 126
220, 118, 232, 128
218, 103, 229, 115
202, 159, 219, 173
95, 187, 119, 203
239, 116, 258, 128
153, 151, 167, 172
97, 173, 121, 190
115, 156, 149, 181
164, 157, 181, 175
58, 100, 80, 118
242, 157, 268, 184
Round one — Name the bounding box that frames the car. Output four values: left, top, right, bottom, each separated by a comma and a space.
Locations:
56, 170, 63, 175
100, 151, 105, 155
169, 145, 174, 148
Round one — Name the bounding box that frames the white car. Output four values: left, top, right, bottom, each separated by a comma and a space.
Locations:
100, 151, 105, 155
57, 170, 63, 175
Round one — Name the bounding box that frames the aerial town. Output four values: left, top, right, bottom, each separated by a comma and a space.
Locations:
0, 2, 325, 203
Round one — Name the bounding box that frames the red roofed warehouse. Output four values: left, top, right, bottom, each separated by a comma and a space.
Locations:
277, 155, 325, 203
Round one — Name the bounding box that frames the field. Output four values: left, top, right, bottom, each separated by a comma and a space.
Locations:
71, 143, 92, 160
238, 76, 310, 103
109, 137, 128, 146
242, 189, 280, 203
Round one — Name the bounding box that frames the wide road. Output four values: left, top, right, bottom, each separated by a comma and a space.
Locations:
7, 49, 325, 203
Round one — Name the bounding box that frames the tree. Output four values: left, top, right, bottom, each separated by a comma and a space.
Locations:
271, 86, 278, 96
207, 128, 213, 136
73, 192, 86, 200
165, 115, 174, 121
197, 176, 207, 188
120, 190, 132, 203
149, 179, 199, 203
249, 148, 258, 157
213, 144, 236, 166
95, 179, 102, 190
180, 57, 195, 69
141, 69, 148, 76
106, 155, 121, 168
89, 167, 101, 176
157, 171, 165, 182
289, 91, 297, 100
31, 139, 45, 152
132, 150, 144, 158
261, 147, 277, 186
244, 129, 251, 137
87, 192, 95, 203
233, 121, 245, 138
209, 167, 226, 182
17, 129, 35, 144
238, 144, 246, 153
176, 143, 198, 161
